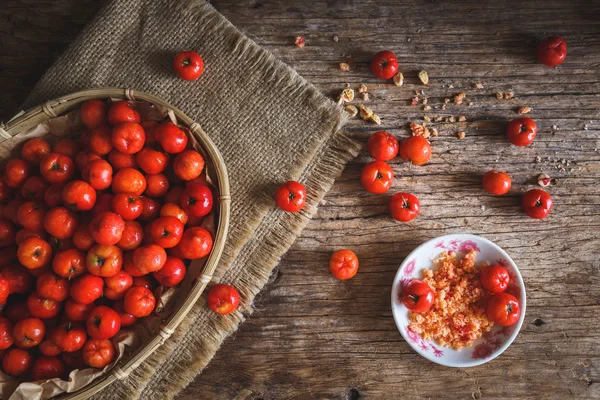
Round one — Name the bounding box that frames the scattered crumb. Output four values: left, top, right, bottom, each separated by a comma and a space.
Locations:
448, 84, 454, 89
495, 92, 504, 100
359, 104, 373, 120
431, 128, 438, 136
339, 62, 351, 71
423, 105, 432, 111
552, 125, 558, 130
446, 116, 457, 123
344, 105, 358, 117
358, 83, 368, 93
441, 104, 447, 110
535, 155, 542, 163
480, 205, 486, 211
393, 72, 404, 87
419, 90, 425, 95
370, 113, 381, 125
337, 88, 354, 104
518, 106, 533, 114
503, 91, 514, 99
361, 92, 369, 101
457, 131, 465, 139
474, 83, 484, 89
458, 116, 467, 122
333, 36, 339, 42
537, 173, 552, 187
423, 115, 431, 122
411, 97, 419, 106
444, 98, 450, 104
422, 98, 428, 105
454, 92, 466, 105
410, 122, 430, 138
434, 116, 443, 122
294, 36, 305, 48
418, 70, 429, 86
468, 102, 474, 106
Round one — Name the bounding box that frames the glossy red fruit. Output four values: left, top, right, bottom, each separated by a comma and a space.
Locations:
4, 158, 31, 188
360, 161, 394, 194
107, 100, 140, 126
111, 122, 146, 154
274, 181, 305, 212
160, 203, 188, 225
139, 197, 160, 222
89, 212, 126, 245
70, 274, 104, 304
40, 153, 76, 185
149, 216, 183, 248
91, 193, 114, 216
117, 221, 143, 251
370, 50, 399, 80
133, 244, 167, 274
180, 182, 213, 217
0, 219, 16, 248
480, 265, 510, 293
522, 189, 553, 219
82, 339, 115, 368
389, 192, 420, 222
86, 244, 123, 277
17, 237, 53, 269
112, 168, 146, 196
86, 306, 121, 340
32, 356, 66, 381
399, 136, 431, 166
486, 292, 520, 326
108, 149, 137, 170
207, 284, 240, 315
144, 173, 170, 198
0, 318, 14, 350
27, 292, 60, 319
0, 276, 8, 304
72, 224, 95, 252
61, 349, 87, 370
17, 201, 47, 232
13, 317, 46, 348
3, 348, 32, 376
51, 322, 87, 352
536, 36, 567, 67
36, 272, 69, 302
4, 200, 23, 225
88, 125, 113, 155
39, 340, 62, 357
52, 248, 86, 279
104, 270, 133, 300
153, 256, 186, 287
64, 299, 95, 322
506, 117, 537, 146
80, 99, 108, 129
135, 147, 168, 174
62, 180, 97, 211
74, 150, 102, 172
82, 159, 113, 190
178, 227, 213, 259
21, 138, 51, 164
113, 300, 137, 327
44, 207, 78, 239
329, 249, 359, 281
153, 122, 188, 154
173, 51, 205, 80
0, 180, 13, 204
111, 194, 143, 221
400, 280, 434, 312
482, 170, 512, 196
367, 131, 399, 161
173, 150, 205, 180
124, 286, 156, 317
44, 183, 65, 208
53, 139, 80, 158
141, 121, 159, 145
1, 264, 33, 293
21, 176, 50, 202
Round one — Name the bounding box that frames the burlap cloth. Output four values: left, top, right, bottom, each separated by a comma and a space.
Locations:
22, 0, 360, 398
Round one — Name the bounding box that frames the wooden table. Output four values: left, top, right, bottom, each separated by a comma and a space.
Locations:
2, 1, 599, 398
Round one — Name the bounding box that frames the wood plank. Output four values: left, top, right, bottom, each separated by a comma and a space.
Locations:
1, 0, 599, 399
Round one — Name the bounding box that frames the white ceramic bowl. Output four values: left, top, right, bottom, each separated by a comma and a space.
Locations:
391, 234, 526, 367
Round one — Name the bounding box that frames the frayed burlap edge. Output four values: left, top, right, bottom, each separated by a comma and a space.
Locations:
83, 2, 362, 400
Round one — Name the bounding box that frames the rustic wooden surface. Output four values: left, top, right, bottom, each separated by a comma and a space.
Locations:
2, 0, 600, 399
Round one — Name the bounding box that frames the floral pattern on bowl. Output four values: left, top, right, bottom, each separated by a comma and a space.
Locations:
391, 234, 526, 367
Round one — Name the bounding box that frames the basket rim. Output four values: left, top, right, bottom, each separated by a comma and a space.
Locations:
3, 87, 231, 400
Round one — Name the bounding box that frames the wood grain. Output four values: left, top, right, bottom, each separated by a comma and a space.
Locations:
1, 0, 600, 399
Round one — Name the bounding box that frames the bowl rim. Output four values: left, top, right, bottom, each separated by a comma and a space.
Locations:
391, 233, 527, 367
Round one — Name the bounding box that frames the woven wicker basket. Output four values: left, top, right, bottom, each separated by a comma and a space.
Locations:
0, 88, 230, 399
